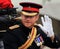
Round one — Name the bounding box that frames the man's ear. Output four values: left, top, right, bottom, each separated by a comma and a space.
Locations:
36, 14, 39, 21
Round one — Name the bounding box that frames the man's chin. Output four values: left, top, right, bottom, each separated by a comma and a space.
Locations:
25, 25, 31, 27
24, 24, 32, 28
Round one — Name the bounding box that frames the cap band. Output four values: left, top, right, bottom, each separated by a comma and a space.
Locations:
22, 7, 39, 12
21, 11, 38, 16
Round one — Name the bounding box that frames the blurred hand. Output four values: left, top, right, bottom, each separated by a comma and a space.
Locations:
37, 15, 54, 37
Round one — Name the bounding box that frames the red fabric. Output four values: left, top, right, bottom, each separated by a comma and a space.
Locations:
0, 0, 13, 9
23, 7, 39, 12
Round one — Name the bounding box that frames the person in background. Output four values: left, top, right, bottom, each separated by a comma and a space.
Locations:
0, 0, 13, 9
0, 0, 17, 49
3, 2, 60, 49
0, 0, 18, 30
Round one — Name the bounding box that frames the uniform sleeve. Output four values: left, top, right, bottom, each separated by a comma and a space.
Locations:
3, 30, 18, 49
37, 26, 60, 48
43, 35, 60, 48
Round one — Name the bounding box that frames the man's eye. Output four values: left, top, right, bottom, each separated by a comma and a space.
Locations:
25, 16, 34, 18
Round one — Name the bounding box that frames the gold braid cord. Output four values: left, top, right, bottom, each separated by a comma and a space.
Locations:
18, 27, 37, 49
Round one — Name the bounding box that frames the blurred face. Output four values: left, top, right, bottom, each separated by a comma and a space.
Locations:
21, 14, 39, 28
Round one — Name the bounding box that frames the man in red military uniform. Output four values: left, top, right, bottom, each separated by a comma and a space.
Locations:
3, 2, 60, 49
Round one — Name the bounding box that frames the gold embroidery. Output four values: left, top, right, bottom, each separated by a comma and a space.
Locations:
9, 25, 20, 30
18, 27, 37, 49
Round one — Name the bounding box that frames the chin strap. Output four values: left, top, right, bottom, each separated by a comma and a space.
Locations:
18, 27, 37, 49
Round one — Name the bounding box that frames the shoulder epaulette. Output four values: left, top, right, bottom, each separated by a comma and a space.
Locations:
9, 25, 20, 30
